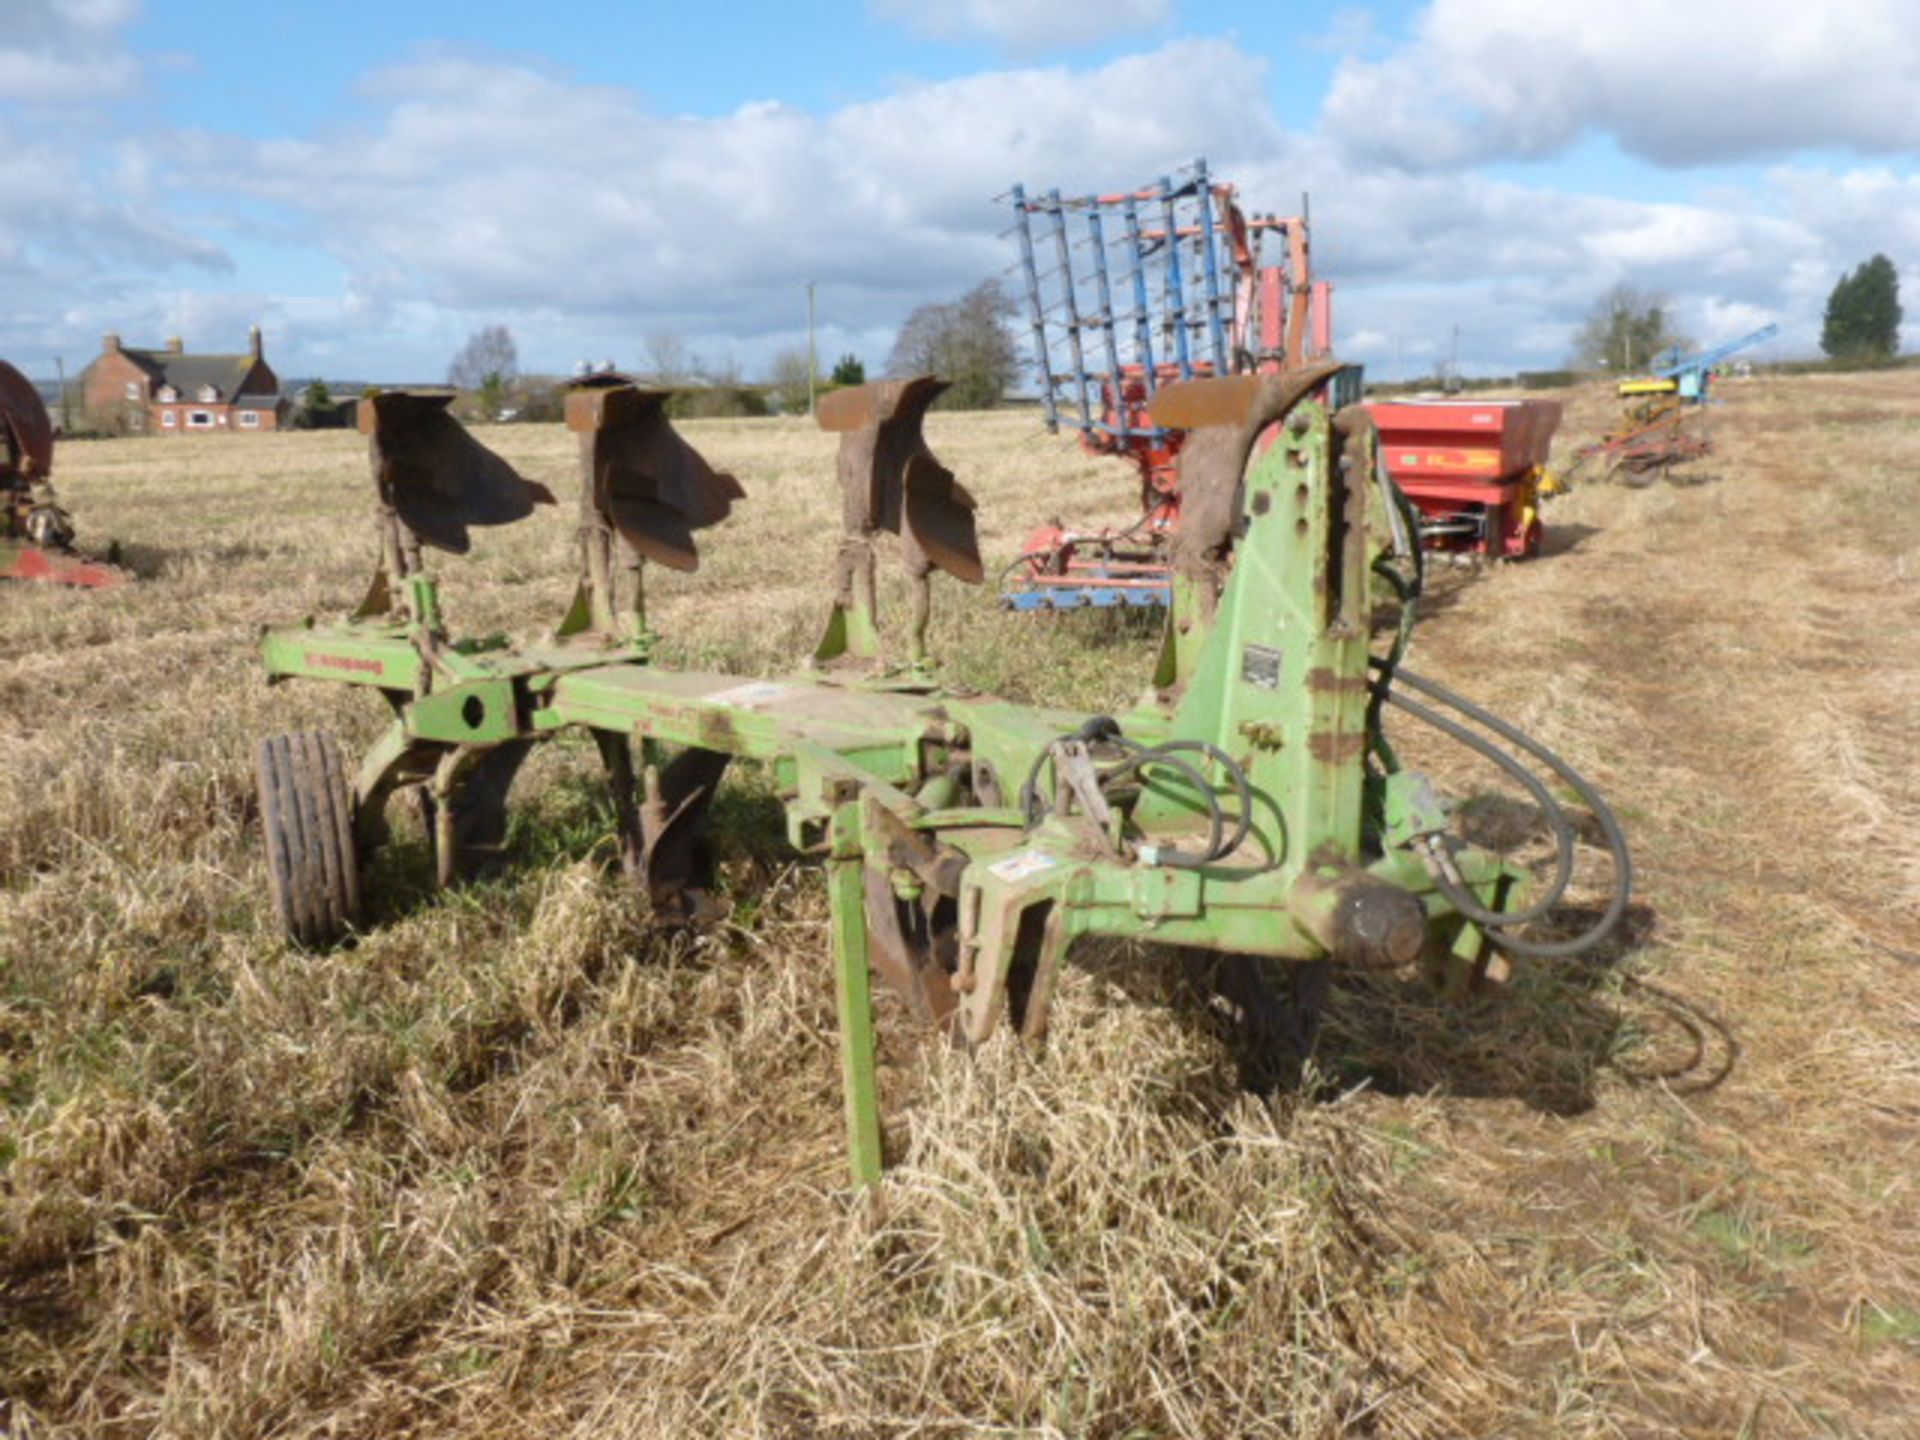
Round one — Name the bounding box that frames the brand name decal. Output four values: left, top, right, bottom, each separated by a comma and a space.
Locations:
306, 652, 384, 676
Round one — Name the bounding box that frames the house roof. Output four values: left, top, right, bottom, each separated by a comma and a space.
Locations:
131, 349, 269, 403
234, 393, 283, 410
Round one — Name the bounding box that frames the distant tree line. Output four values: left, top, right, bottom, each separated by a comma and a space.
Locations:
422, 282, 1024, 426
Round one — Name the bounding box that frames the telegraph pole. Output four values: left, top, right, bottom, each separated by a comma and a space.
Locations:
807, 281, 818, 418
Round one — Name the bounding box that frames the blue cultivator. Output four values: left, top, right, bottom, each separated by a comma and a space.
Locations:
1003, 160, 1338, 610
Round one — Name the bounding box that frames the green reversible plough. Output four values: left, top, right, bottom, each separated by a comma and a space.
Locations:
255, 364, 1630, 1186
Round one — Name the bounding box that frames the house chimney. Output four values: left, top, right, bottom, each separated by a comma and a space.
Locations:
167, 336, 184, 354
103, 333, 121, 354
248, 325, 263, 360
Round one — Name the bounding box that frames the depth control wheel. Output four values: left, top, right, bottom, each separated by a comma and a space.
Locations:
257, 730, 363, 947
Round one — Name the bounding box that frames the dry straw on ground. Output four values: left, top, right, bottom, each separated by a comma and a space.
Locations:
2, 378, 1917, 1436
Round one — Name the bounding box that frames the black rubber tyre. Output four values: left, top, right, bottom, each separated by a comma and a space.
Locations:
257, 730, 362, 947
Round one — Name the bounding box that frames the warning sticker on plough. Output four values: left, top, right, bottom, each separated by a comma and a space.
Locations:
987, 850, 1059, 883
707, 680, 800, 710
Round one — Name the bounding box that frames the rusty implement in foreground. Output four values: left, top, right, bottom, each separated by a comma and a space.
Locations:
0, 360, 127, 588
255, 368, 1631, 1187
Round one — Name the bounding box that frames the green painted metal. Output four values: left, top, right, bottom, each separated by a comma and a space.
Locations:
253, 372, 1601, 1189
829, 806, 885, 1187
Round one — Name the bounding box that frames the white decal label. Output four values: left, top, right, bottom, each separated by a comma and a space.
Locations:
988, 850, 1059, 883
707, 680, 798, 710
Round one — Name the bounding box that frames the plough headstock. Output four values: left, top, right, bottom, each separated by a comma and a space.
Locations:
814, 375, 979, 673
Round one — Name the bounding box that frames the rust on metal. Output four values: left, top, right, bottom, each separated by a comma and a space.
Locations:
1307, 730, 1367, 763
640, 747, 733, 925
1143, 373, 1265, 432
566, 380, 744, 572
360, 391, 556, 554
821, 376, 981, 584
1286, 866, 1427, 969
0, 361, 54, 481
1149, 362, 1346, 435
1306, 666, 1369, 695
2, 358, 129, 587
1163, 361, 1348, 591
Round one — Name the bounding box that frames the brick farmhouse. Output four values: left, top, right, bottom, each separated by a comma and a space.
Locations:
81, 328, 288, 435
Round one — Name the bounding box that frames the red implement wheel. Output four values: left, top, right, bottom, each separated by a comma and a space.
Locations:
257, 730, 363, 947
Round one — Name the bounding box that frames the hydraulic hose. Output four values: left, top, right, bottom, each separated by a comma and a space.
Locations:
1019, 723, 1256, 869
1379, 687, 1579, 924
1104, 736, 1256, 867
1370, 662, 1634, 959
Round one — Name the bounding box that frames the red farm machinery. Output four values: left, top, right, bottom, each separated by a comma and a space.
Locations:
1003, 161, 1347, 609
1364, 397, 1564, 561
1, 360, 125, 588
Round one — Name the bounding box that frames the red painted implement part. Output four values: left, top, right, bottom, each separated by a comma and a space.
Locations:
1, 358, 129, 588
1365, 398, 1563, 560
1575, 408, 1712, 485
0, 542, 126, 588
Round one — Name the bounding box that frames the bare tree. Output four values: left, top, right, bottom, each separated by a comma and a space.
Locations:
766, 347, 815, 414
886, 278, 1019, 409
1569, 284, 1687, 373
643, 331, 696, 385
447, 325, 519, 390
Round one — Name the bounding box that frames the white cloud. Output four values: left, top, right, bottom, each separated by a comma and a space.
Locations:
152, 39, 1278, 371
1322, 0, 1920, 169
5, 14, 1920, 381
870, 0, 1169, 53
0, 0, 142, 106
0, 3, 233, 368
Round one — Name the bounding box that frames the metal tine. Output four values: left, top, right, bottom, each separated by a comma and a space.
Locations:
1117, 194, 1159, 402
1047, 189, 1093, 435
1010, 182, 1059, 435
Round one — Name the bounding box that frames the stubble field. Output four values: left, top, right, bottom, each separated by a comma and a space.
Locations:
2, 373, 1917, 1437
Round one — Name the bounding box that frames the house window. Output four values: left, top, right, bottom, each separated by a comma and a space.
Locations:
124, 381, 140, 399
238, 410, 260, 428
186, 410, 214, 428
162, 410, 177, 427
157, 385, 178, 402
198, 384, 219, 402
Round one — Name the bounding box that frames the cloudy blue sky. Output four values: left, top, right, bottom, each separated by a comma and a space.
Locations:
4, 0, 1917, 383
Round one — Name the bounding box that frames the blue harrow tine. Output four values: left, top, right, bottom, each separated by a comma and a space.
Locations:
1194, 162, 1230, 372
1010, 184, 1060, 434
1158, 176, 1192, 378
1047, 188, 1093, 434
1085, 205, 1127, 440
1122, 196, 1158, 413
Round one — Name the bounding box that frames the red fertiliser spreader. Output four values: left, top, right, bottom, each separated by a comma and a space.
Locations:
1364, 398, 1563, 561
